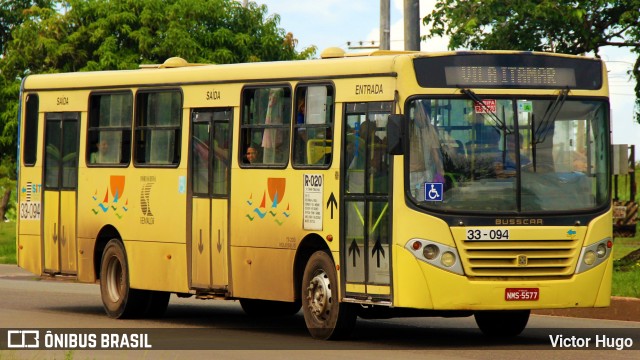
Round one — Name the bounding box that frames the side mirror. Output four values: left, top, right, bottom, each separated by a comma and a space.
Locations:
387, 114, 404, 155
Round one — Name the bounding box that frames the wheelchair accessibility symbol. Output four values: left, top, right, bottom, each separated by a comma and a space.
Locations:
424, 182, 443, 201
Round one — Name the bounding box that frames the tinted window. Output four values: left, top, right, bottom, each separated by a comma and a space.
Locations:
23, 95, 39, 166
293, 85, 334, 167
240, 87, 291, 167
135, 90, 182, 166
87, 92, 133, 166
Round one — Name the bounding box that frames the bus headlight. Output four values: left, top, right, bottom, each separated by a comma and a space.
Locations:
596, 243, 607, 258
405, 239, 464, 276
583, 251, 596, 265
441, 252, 456, 267
423, 244, 439, 260
575, 238, 611, 274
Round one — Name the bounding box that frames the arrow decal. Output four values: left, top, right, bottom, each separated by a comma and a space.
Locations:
372, 240, 385, 268
326, 192, 338, 219
348, 239, 360, 267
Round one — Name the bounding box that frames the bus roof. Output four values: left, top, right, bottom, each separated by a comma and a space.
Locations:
22, 49, 602, 92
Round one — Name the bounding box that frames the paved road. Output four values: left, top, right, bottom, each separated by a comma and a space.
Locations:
1, 265, 639, 359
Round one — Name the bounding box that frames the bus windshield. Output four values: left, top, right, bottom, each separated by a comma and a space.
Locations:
407, 97, 609, 213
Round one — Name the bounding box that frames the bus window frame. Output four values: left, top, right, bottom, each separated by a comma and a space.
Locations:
86, 90, 133, 168
22, 94, 40, 167
133, 88, 183, 168
190, 107, 233, 199
292, 82, 335, 170
401, 94, 612, 218
238, 84, 292, 169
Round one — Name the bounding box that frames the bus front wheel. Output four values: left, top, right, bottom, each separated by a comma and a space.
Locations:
474, 310, 530, 337
301, 251, 356, 340
100, 239, 148, 318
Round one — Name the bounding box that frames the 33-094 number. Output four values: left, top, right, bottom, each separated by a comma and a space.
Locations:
19, 202, 41, 220
465, 228, 509, 240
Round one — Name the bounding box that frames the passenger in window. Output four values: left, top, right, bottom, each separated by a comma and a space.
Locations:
90, 139, 109, 164
494, 133, 530, 178
295, 98, 308, 164
212, 136, 229, 165
572, 149, 588, 172
244, 146, 259, 164
296, 98, 306, 126
360, 119, 385, 171
409, 106, 445, 199
262, 89, 285, 164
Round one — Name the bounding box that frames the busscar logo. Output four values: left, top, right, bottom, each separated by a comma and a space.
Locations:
496, 218, 543, 225
7, 330, 39, 348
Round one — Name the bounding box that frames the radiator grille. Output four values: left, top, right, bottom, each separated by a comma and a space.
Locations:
458, 239, 581, 277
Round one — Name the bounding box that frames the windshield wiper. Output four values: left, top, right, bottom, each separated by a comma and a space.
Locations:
459, 88, 510, 134
533, 88, 569, 145
530, 88, 569, 172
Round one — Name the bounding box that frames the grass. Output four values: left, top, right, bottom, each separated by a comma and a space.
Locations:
611, 265, 640, 298
610, 164, 640, 297
0, 221, 16, 265
612, 230, 640, 298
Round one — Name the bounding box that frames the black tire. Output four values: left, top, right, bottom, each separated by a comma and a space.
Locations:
301, 251, 356, 340
240, 299, 301, 317
145, 291, 170, 318
474, 310, 530, 337
99, 239, 148, 319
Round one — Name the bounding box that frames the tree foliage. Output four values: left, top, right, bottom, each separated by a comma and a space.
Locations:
0, 0, 316, 171
0, 0, 55, 56
423, 0, 640, 123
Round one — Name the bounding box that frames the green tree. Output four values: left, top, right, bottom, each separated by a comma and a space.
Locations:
0, 0, 55, 56
1, 1, 56, 175
423, 0, 640, 123
0, 0, 316, 173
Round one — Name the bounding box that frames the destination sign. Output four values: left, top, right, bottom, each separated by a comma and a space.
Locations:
414, 53, 602, 89
444, 65, 576, 87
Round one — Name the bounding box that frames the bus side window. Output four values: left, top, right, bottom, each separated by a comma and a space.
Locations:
134, 90, 182, 166
293, 84, 334, 167
23, 95, 39, 166
240, 86, 291, 167
87, 92, 133, 166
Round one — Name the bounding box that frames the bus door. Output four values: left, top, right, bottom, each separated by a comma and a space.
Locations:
42, 112, 79, 274
189, 108, 232, 290
342, 102, 392, 300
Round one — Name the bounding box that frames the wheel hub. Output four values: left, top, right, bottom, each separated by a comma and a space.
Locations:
306, 271, 332, 320
105, 256, 123, 303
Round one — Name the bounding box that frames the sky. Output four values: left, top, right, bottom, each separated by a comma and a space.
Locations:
249, 0, 640, 161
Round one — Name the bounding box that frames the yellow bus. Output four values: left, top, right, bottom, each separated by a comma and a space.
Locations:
16, 49, 613, 340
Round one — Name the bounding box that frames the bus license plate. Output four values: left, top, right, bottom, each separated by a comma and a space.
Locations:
505, 288, 539, 301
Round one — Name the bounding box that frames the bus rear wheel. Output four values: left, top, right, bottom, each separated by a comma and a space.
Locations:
100, 239, 149, 319
474, 310, 530, 337
301, 251, 356, 340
